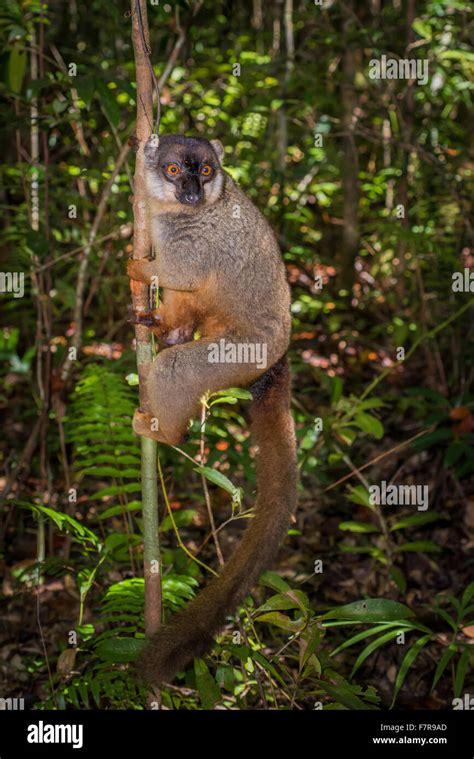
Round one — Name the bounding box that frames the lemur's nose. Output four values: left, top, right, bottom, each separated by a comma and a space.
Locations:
184, 192, 200, 204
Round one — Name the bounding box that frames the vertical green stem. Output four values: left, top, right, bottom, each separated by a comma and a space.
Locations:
141, 434, 161, 635
36, 512, 45, 586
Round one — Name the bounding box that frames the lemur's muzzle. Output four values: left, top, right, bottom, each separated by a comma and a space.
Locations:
177, 174, 203, 205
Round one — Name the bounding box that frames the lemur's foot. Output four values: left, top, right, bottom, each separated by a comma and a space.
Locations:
127, 306, 193, 347
132, 409, 188, 446
162, 325, 194, 346
132, 409, 162, 441
127, 304, 162, 328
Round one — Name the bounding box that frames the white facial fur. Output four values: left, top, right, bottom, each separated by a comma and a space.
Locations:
144, 138, 225, 214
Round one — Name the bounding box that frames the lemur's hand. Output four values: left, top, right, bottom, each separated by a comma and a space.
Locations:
127, 259, 150, 282
128, 134, 139, 152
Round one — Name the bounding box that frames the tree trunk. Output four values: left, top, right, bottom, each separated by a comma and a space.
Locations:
339, 4, 360, 294
395, 0, 416, 297
130, 0, 161, 641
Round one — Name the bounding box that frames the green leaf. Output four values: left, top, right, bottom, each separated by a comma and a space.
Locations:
255, 611, 305, 633
300, 624, 323, 673
454, 648, 471, 699
104, 532, 141, 560
8, 47, 27, 93
66, 684, 80, 709
90, 678, 101, 708
389, 513, 442, 531
391, 635, 432, 707
77, 680, 90, 709
411, 428, 452, 451
331, 623, 404, 658
461, 582, 474, 610
230, 645, 286, 685
52, 99, 68, 114
337, 428, 357, 447
80, 466, 140, 478
320, 598, 414, 623
212, 387, 252, 400
255, 590, 309, 614
315, 680, 376, 710
76, 624, 95, 639
340, 545, 388, 564
352, 412, 384, 439
27, 504, 100, 547
412, 19, 432, 40
431, 645, 457, 693
194, 658, 220, 709
99, 501, 142, 520
435, 606, 458, 633
75, 75, 96, 107
331, 376, 344, 404
194, 466, 239, 499
351, 629, 405, 678
346, 485, 374, 509
444, 442, 466, 468
209, 396, 238, 406
338, 521, 380, 533
394, 541, 441, 553
389, 567, 407, 593
91, 483, 141, 499
160, 509, 197, 532
96, 637, 145, 663
259, 570, 291, 593
270, 98, 284, 111
126, 373, 139, 386
439, 50, 474, 63
341, 397, 385, 421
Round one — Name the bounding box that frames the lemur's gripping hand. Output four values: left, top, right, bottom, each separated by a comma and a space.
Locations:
127, 259, 143, 281
127, 258, 156, 285
128, 134, 139, 153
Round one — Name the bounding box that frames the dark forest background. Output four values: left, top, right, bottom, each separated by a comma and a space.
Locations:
0, 0, 473, 710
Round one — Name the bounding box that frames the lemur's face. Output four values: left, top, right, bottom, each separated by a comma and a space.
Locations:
144, 135, 225, 209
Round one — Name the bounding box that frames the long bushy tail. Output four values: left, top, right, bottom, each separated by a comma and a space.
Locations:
136, 357, 298, 685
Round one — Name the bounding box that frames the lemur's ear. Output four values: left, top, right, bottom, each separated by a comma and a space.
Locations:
210, 139, 225, 164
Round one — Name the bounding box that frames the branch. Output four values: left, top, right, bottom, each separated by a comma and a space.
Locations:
130, 0, 161, 647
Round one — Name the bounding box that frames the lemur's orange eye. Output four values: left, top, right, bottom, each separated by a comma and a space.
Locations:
166, 163, 181, 176
201, 164, 213, 177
